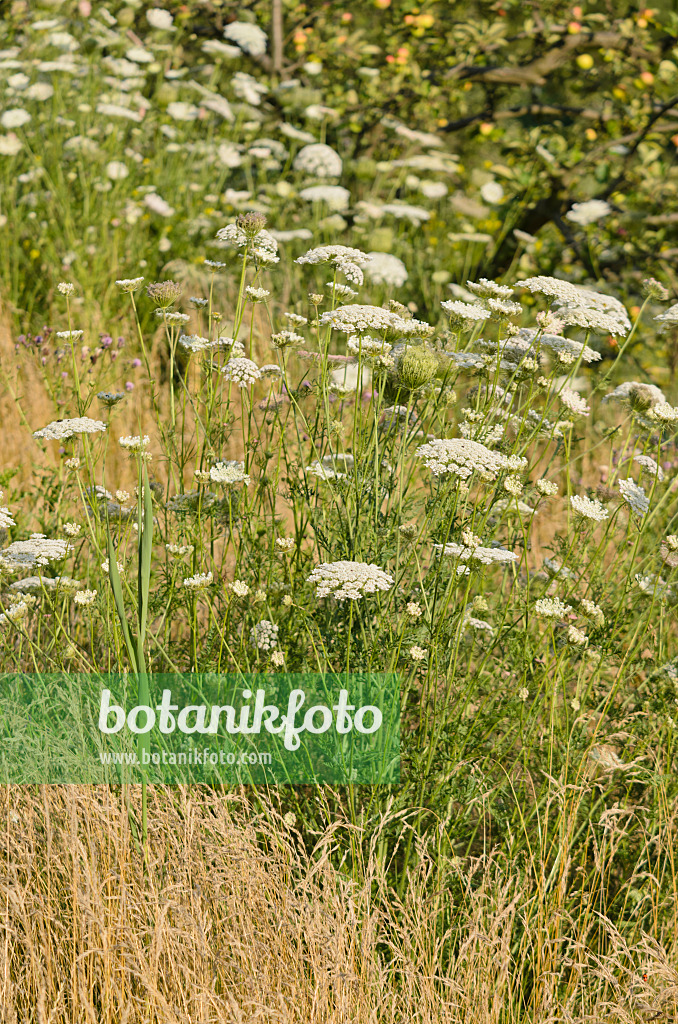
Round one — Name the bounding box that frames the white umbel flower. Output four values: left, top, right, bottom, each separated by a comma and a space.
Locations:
466, 278, 514, 299
182, 572, 213, 590
566, 200, 612, 226
364, 252, 409, 287
74, 589, 97, 605
299, 185, 351, 210
223, 21, 268, 56
2, 535, 73, 568
434, 542, 518, 565
296, 245, 371, 267
307, 454, 355, 480
415, 438, 526, 480
654, 303, 678, 331
581, 599, 604, 626
230, 580, 250, 597
567, 625, 589, 645
559, 386, 590, 416
633, 455, 664, 481
250, 619, 279, 651
570, 495, 609, 521
618, 478, 649, 517
221, 358, 261, 387
441, 299, 491, 325
649, 402, 678, 424
119, 434, 151, 453
535, 597, 573, 618
209, 461, 250, 486
116, 277, 144, 292
293, 143, 342, 178
147, 8, 174, 30
307, 560, 394, 601
33, 417, 107, 441
0, 506, 16, 529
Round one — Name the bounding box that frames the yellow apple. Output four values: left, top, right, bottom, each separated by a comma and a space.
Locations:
576, 53, 594, 70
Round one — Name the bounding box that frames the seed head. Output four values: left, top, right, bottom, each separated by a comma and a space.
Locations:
146, 280, 181, 308
236, 211, 267, 238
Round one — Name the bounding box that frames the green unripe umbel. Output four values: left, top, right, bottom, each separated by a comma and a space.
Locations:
396, 346, 439, 392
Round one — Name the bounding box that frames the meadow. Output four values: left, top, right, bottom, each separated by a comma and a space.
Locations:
2, 0, 678, 1020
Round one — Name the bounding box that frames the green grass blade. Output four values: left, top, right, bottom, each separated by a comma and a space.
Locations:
137, 464, 153, 659
106, 528, 138, 673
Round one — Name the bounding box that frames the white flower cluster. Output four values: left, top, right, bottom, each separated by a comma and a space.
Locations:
10, 576, 79, 594
119, 434, 151, 453
296, 244, 371, 285
178, 334, 236, 354
230, 580, 250, 597
618, 478, 649, 517
517, 329, 601, 365
466, 278, 514, 299
166, 543, 194, 556
603, 381, 665, 408
319, 303, 429, 337
221, 358, 261, 387
415, 438, 527, 480
580, 599, 604, 626
209, 461, 250, 486
565, 199, 612, 226
463, 613, 494, 635
223, 21, 268, 57
559, 387, 590, 416
116, 277, 144, 292
0, 504, 15, 529
250, 619, 279, 651
567, 625, 588, 646
215, 223, 279, 264
147, 8, 174, 30
182, 572, 213, 590
654, 303, 678, 332
299, 185, 351, 210
347, 335, 392, 358
434, 542, 518, 566
270, 330, 305, 350
292, 143, 342, 178
535, 597, 573, 618
364, 252, 409, 287
74, 589, 97, 606
0, 600, 31, 627
570, 495, 610, 522
307, 454, 354, 480
516, 276, 631, 335
246, 286, 270, 302
307, 560, 394, 601
1, 534, 73, 569
441, 299, 491, 326
33, 417, 107, 441
649, 402, 678, 424
296, 244, 370, 268
633, 454, 663, 481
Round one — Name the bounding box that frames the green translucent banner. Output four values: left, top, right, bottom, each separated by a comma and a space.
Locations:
0, 672, 400, 784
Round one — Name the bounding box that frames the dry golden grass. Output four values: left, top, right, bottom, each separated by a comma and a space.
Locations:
0, 279, 252, 491
2, 786, 678, 1024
